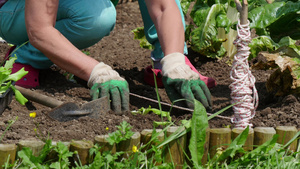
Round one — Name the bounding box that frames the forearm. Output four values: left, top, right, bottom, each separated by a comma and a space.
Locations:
25, 0, 98, 81
145, 0, 185, 55
27, 27, 98, 81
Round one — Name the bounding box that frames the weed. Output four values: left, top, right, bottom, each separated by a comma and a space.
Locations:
106, 121, 135, 145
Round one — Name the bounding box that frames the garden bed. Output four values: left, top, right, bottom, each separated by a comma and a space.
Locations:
0, 1, 299, 146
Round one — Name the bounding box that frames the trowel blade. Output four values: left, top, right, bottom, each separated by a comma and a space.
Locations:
47, 96, 110, 122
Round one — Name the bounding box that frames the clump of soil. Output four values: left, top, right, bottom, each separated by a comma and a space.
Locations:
0, 2, 299, 144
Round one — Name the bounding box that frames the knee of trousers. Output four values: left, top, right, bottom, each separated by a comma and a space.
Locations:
93, 8, 117, 37
74, 7, 117, 49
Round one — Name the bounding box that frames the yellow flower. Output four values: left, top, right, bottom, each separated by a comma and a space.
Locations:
106, 127, 109, 131
29, 112, 36, 118
132, 145, 138, 153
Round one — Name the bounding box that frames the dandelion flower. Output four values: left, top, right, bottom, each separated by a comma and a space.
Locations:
29, 112, 36, 118
132, 145, 138, 153
106, 127, 109, 131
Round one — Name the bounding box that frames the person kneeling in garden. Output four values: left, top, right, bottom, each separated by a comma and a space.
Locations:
0, 0, 214, 113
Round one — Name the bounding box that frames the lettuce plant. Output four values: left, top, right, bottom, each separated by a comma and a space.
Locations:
181, 0, 300, 60
182, 0, 235, 59
0, 56, 28, 105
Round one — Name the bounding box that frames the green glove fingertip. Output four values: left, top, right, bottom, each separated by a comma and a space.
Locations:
90, 83, 101, 100
90, 80, 130, 113
110, 86, 122, 114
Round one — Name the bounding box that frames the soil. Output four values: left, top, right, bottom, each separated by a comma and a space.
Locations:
0, 2, 300, 144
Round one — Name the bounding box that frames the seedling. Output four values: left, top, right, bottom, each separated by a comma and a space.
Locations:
0, 56, 28, 105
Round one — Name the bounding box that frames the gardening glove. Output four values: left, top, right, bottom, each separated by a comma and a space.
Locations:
161, 53, 212, 109
88, 62, 129, 114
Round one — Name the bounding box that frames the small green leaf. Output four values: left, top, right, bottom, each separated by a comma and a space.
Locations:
7, 67, 28, 82
131, 27, 154, 50
11, 85, 28, 105
4, 56, 17, 69
0, 85, 10, 95
49, 162, 61, 169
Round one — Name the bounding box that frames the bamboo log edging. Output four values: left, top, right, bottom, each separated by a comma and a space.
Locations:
140, 129, 165, 165
163, 126, 187, 169
69, 140, 94, 166
0, 144, 17, 169
232, 128, 254, 151
17, 140, 45, 157
94, 135, 116, 154
0, 126, 299, 168
276, 126, 298, 152
253, 127, 276, 146
140, 129, 164, 152
209, 128, 231, 158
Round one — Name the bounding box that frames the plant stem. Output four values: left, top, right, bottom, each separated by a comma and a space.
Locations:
151, 61, 163, 119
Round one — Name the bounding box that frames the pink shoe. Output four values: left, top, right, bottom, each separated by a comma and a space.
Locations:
5, 46, 40, 88
144, 65, 164, 88
184, 56, 217, 89
144, 56, 217, 88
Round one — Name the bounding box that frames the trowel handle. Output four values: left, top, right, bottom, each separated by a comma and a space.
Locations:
15, 86, 64, 108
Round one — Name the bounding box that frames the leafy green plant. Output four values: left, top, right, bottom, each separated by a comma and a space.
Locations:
106, 121, 135, 145
131, 105, 172, 126
0, 56, 28, 105
248, 0, 300, 42
14, 139, 53, 168
86, 144, 120, 168
212, 131, 300, 168
180, 0, 300, 60
181, 0, 235, 59
132, 27, 154, 50
49, 142, 74, 169
247, 0, 300, 60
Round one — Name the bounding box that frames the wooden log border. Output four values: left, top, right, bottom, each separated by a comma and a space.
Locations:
0, 126, 299, 168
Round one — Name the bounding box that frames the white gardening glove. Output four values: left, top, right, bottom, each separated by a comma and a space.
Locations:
161, 53, 212, 109
88, 62, 129, 114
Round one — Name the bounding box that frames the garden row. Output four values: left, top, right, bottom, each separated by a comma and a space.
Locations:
0, 125, 299, 168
